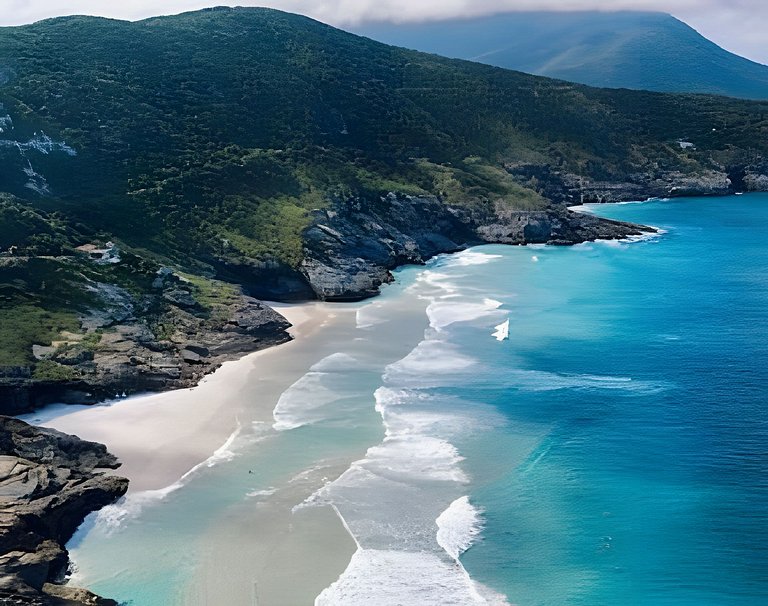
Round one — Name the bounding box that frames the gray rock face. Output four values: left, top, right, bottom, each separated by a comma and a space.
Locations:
297, 192, 647, 301
0, 417, 127, 605
300, 194, 472, 301
476, 205, 649, 246
51, 347, 93, 367
162, 289, 199, 309
505, 163, 768, 205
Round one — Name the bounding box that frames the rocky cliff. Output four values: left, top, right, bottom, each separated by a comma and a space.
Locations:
0, 417, 128, 605
506, 161, 768, 204
295, 193, 650, 301
0, 282, 292, 416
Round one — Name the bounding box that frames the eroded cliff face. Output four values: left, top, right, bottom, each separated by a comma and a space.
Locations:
292, 192, 650, 302
0, 417, 128, 605
505, 162, 768, 204
277, 158, 768, 302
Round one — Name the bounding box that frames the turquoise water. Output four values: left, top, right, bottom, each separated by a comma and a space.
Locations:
449, 195, 768, 605
37, 194, 768, 604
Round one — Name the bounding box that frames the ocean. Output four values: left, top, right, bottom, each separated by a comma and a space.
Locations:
35, 194, 768, 604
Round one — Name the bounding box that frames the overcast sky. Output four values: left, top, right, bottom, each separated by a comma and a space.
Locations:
1, 1, 766, 64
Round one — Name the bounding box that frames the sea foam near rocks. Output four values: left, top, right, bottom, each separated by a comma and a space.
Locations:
311, 261, 511, 605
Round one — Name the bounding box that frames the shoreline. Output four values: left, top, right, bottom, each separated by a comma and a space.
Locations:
32, 300, 365, 605
31, 301, 337, 492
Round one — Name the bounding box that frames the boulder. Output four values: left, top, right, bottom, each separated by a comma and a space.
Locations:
0, 417, 128, 604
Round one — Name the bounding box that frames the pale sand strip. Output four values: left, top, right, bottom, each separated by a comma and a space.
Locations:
39, 302, 336, 492
38, 301, 362, 605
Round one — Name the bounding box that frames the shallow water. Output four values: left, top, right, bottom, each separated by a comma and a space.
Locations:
41, 194, 768, 604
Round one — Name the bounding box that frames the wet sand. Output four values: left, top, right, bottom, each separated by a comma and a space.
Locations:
37, 302, 337, 492
36, 302, 361, 605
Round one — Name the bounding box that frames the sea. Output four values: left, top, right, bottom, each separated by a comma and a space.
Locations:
28, 194, 768, 604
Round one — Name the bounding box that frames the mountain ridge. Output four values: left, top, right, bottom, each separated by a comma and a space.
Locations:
351, 11, 768, 100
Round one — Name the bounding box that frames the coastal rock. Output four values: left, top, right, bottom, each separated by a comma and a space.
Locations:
476, 206, 649, 245
300, 194, 472, 301
212, 258, 315, 302
162, 289, 199, 309
0, 417, 128, 605
0, 289, 291, 415
297, 192, 647, 301
51, 347, 93, 366
182, 343, 209, 357
180, 349, 202, 363
744, 173, 768, 191
505, 163, 739, 204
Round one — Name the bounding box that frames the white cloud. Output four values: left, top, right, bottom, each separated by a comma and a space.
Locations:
0, 0, 765, 63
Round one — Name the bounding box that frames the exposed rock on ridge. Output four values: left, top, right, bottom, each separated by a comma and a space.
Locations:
505, 163, 768, 204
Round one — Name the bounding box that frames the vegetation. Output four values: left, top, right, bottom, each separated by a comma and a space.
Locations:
32, 359, 78, 381
0, 303, 79, 366
0, 7, 766, 373
0, 7, 765, 271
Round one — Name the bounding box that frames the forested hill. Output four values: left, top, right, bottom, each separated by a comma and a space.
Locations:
352, 11, 768, 100
0, 6, 767, 410
0, 6, 767, 267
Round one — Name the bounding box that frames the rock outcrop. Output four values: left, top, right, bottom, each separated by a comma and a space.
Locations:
0, 292, 291, 416
292, 192, 651, 302
300, 194, 473, 301
504, 163, 768, 205
0, 417, 128, 605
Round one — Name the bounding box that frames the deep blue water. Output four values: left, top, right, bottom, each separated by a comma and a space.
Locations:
450, 195, 768, 604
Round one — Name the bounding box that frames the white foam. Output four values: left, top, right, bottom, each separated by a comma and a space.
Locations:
273, 353, 360, 431
436, 496, 484, 560
383, 340, 476, 386
246, 488, 277, 499
93, 424, 243, 533
426, 297, 502, 331
446, 250, 504, 267
504, 369, 666, 394
359, 434, 468, 483
312, 255, 513, 605
309, 352, 359, 372
408, 269, 460, 299
204, 423, 241, 467
356, 302, 387, 328
315, 549, 509, 606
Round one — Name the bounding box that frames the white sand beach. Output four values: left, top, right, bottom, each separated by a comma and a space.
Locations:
33, 302, 365, 605
37, 302, 337, 492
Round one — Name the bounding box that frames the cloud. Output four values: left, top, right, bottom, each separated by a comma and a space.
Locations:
0, 0, 766, 63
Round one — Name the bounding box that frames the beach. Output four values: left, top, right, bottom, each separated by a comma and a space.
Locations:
30, 302, 339, 492
29, 301, 365, 604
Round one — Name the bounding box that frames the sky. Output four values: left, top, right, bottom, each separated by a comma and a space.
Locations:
0, 1, 766, 64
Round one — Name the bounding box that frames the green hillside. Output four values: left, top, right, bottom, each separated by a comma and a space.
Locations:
353, 11, 768, 100
0, 7, 766, 267
0, 7, 767, 375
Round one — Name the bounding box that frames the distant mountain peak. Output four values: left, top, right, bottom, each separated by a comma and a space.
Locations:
351, 10, 768, 99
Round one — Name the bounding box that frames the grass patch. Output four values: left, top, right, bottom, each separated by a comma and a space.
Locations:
0, 304, 80, 366
177, 271, 241, 321
32, 359, 79, 381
